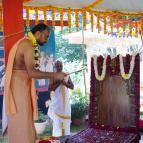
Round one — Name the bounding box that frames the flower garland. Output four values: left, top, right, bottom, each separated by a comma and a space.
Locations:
60, 8, 64, 32
104, 14, 107, 34
52, 7, 56, 27
89, 55, 140, 133
129, 16, 132, 36
26, 7, 30, 27
90, 11, 94, 32
97, 14, 100, 33
75, 10, 79, 31
67, 9, 71, 33
27, 32, 40, 69
119, 54, 135, 80
122, 15, 125, 35
110, 14, 113, 34
135, 15, 138, 35
35, 8, 39, 25
43, 8, 47, 24
116, 14, 119, 33
23, 6, 143, 35
93, 55, 107, 81
82, 10, 87, 30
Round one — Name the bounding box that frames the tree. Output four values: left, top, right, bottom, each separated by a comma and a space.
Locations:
55, 12, 87, 63
55, 32, 85, 62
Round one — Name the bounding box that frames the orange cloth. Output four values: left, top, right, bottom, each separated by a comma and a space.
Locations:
5, 37, 37, 120
8, 70, 36, 143
4, 37, 38, 143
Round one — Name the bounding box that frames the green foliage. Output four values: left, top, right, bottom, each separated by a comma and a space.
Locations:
63, 60, 85, 85
71, 88, 88, 119
55, 12, 87, 63
55, 32, 86, 62
140, 111, 143, 120
35, 110, 45, 123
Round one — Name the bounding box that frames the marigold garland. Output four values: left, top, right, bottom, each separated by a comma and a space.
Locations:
90, 11, 94, 32
43, 8, 47, 24
23, 0, 31, 2
129, 16, 132, 36
75, 10, 79, 31
60, 9, 64, 32
67, 9, 71, 33
122, 15, 126, 35
104, 14, 107, 34
97, 14, 100, 33
52, 8, 56, 27
35, 8, 39, 25
82, 10, 87, 30
23, 6, 143, 36
110, 14, 113, 33
134, 15, 138, 35
26, 7, 30, 27
83, 0, 104, 10
116, 14, 119, 33
27, 32, 40, 69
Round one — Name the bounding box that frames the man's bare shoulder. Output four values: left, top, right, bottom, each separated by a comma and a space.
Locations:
19, 38, 33, 51
19, 38, 32, 46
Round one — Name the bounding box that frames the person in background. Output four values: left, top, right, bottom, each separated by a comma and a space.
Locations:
47, 60, 74, 137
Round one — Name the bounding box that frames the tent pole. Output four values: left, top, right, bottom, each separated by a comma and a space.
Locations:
81, 19, 87, 96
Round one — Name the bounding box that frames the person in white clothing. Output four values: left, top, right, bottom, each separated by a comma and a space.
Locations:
47, 60, 74, 137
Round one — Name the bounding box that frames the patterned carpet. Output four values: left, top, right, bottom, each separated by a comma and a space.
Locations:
65, 128, 139, 143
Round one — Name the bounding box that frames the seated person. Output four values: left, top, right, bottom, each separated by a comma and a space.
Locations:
46, 60, 74, 137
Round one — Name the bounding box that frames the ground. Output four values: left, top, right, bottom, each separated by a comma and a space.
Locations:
0, 121, 88, 143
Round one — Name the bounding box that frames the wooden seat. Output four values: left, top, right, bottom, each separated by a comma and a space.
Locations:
66, 55, 140, 143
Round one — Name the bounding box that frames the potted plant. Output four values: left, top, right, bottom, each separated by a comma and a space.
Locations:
71, 88, 88, 125
34, 110, 47, 134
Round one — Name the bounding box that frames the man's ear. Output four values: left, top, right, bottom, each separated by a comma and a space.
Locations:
35, 31, 41, 38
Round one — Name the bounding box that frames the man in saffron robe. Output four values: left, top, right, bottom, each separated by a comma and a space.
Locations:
3, 23, 66, 143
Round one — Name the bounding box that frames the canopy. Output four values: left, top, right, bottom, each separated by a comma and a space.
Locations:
24, 0, 143, 13
23, 0, 143, 36
67, 27, 142, 56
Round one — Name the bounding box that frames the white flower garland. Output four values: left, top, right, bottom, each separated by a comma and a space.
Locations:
93, 55, 107, 81
119, 54, 135, 80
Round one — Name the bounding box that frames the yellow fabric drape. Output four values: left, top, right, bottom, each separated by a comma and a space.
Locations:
5, 37, 37, 120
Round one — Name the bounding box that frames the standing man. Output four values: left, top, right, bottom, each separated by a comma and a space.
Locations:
4, 23, 66, 143
47, 60, 74, 137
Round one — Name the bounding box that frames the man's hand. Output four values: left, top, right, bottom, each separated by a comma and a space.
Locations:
54, 72, 67, 81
